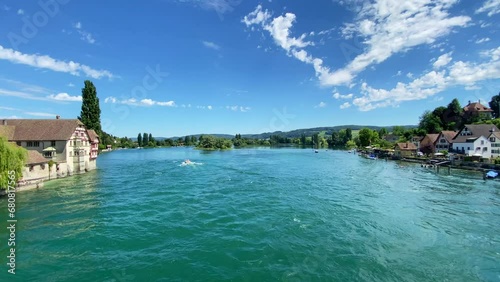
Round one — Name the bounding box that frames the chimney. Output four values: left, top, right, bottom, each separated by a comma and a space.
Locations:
405, 143, 408, 148
56, 115, 60, 120
2, 119, 6, 125
468, 100, 471, 105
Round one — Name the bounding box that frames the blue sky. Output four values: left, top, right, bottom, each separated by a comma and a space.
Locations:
0, 0, 499, 137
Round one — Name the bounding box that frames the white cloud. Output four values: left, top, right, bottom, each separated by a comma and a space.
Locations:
340, 102, 351, 109
350, 46, 500, 111
226, 105, 250, 112
0, 88, 48, 101
433, 52, 453, 69
244, 1, 470, 87
242, 5, 271, 26
333, 92, 353, 99
47, 93, 82, 102
476, 37, 491, 44
157, 101, 176, 107
0, 45, 113, 79
476, 0, 500, 16
104, 97, 176, 107
67, 83, 75, 87
17, 9, 24, 15
0, 106, 58, 118
207, 105, 213, 110
72, 22, 95, 44
315, 101, 327, 108
202, 41, 221, 50
24, 112, 57, 117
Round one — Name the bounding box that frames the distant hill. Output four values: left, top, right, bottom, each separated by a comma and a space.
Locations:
145, 125, 416, 141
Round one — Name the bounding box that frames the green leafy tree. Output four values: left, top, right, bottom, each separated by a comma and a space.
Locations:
378, 128, 388, 139
419, 110, 443, 134
489, 93, 500, 118
331, 131, 340, 146
300, 133, 307, 145
345, 128, 352, 142
0, 137, 27, 189
149, 133, 154, 143
143, 133, 149, 146
78, 80, 102, 136
358, 128, 373, 147
392, 126, 406, 136
137, 133, 142, 147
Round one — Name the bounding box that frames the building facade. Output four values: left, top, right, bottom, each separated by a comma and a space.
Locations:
0, 118, 99, 183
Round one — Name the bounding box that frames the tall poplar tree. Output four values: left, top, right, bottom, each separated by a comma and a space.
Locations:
143, 133, 149, 146
137, 133, 142, 147
78, 80, 102, 136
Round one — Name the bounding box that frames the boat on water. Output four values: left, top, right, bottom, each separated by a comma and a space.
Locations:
315, 150, 319, 153
485, 170, 498, 179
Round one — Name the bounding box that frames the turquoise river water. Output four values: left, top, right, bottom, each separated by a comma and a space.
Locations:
1, 147, 499, 281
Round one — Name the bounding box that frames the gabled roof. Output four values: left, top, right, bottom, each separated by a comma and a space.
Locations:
0, 125, 15, 140
489, 131, 500, 139
87, 129, 99, 142
439, 131, 457, 143
420, 134, 439, 147
1, 119, 84, 141
26, 150, 48, 165
463, 101, 493, 113
453, 124, 500, 143
395, 142, 417, 151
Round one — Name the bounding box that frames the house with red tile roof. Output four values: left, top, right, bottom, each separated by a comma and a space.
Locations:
463, 100, 493, 120
394, 142, 417, 158
0, 117, 99, 184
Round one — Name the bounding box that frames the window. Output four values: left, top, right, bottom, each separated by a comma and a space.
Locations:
27, 141, 39, 147
481, 140, 484, 145
51, 141, 56, 146
490, 137, 496, 142
467, 147, 470, 150
16, 141, 21, 146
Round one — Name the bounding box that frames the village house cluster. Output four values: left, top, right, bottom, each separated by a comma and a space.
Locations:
0, 116, 99, 189
393, 101, 500, 160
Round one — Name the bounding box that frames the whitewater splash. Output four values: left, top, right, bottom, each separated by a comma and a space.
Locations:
179, 161, 203, 167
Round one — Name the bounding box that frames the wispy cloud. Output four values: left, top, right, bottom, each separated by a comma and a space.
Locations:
67, 82, 75, 87
333, 92, 353, 99
104, 97, 176, 107
24, 112, 57, 117
475, 37, 490, 44
0, 45, 114, 79
178, 0, 241, 16
315, 101, 327, 108
349, 46, 500, 111
0, 88, 48, 101
0, 106, 56, 118
202, 41, 221, 50
226, 105, 251, 112
73, 22, 96, 44
340, 102, 351, 109
476, 0, 500, 16
17, 9, 24, 15
244, 1, 470, 86
432, 52, 453, 69
47, 93, 82, 102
